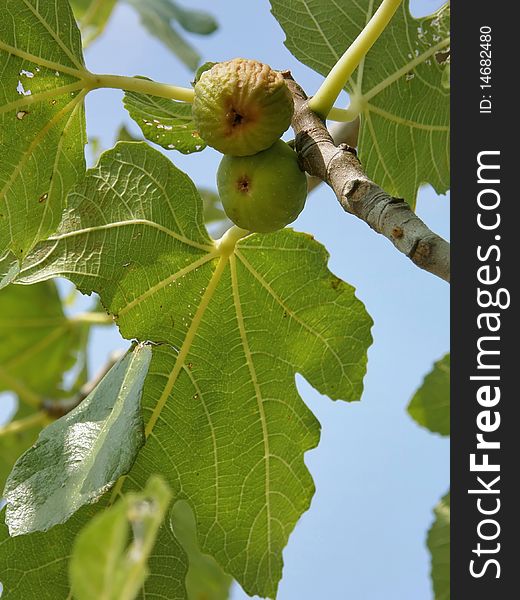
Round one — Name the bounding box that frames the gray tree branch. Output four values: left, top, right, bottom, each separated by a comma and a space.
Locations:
285, 75, 450, 283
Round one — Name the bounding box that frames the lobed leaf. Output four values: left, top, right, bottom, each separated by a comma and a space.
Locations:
17, 142, 372, 597
0, 0, 88, 262
269, 0, 450, 206
3, 344, 151, 536
408, 353, 450, 436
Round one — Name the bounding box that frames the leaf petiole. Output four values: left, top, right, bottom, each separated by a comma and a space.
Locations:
87, 73, 195, 103
308, 0, 402, 119
328, 99, 364, 123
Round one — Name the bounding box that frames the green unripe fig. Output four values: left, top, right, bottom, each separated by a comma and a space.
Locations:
193, 58, 294, 156
217, 140, 307, 233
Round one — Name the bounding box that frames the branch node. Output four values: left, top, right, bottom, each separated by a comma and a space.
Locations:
338, 143, 357, 156
392, 226, 404, 239
412, 239, 432, 263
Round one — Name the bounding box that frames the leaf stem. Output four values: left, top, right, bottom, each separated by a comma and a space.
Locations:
328, 100, 363, 123
0, 411, 48, 437
88, 73, 195, 102
308, 0, 402, 118
215, 225, 250, 257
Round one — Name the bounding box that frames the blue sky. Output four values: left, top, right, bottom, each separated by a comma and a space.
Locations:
1, 1, 449, 598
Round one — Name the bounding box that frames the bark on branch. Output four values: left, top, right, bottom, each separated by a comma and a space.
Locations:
284, 75, 450, 283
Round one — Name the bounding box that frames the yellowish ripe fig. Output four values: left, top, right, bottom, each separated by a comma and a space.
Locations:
193, 58, 294, 156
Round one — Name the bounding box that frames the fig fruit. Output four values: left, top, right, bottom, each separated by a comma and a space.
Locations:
217, 140, 307, 233
192, 58, 294, 156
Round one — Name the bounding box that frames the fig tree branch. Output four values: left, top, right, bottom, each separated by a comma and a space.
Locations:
285, 75, 450, 283
306, 118, 360, 193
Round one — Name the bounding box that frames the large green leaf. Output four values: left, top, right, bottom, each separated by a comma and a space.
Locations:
69, 475, 173, 600
123, 87, 206, 153
4, 344, 151, 536
270, 0, 450, 206
0, 0, 88, 262
408, 353, 450, 436
18, 142, 373, 597
427, 491, 450, 600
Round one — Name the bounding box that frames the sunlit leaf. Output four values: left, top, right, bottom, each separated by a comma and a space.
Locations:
4, 344, 151, 536
270, 0, 450, 206
0, 0, 88, 260
18, 142, 372, 596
